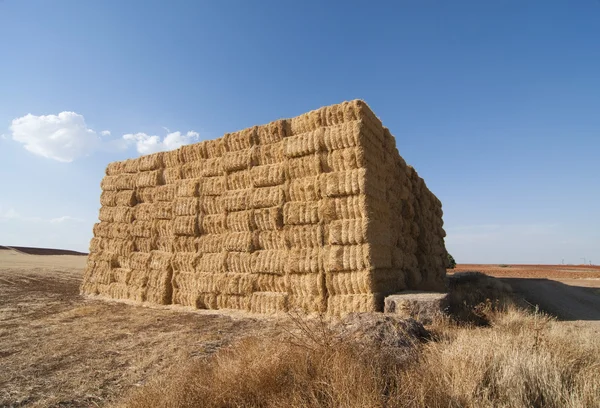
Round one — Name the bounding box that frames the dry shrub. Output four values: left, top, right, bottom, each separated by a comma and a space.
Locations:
120, 306, 600, 408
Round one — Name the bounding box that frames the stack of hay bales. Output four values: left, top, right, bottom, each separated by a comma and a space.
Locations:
81, 100, 447, 315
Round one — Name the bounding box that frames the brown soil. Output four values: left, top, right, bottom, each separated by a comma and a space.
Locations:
0, 246, 88, 256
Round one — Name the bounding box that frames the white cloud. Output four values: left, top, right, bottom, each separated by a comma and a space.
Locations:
49, 215, 84, 224
122, 130, 199, 155
100, 130, 111, 136
10, 112, 102, 162
0, 206, 82, 224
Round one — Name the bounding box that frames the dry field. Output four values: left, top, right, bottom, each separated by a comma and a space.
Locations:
2, 250, 600, 407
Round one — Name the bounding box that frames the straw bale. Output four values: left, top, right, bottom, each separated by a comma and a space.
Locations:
249, 292, 287, 314
181, 161, 205, 179
111, 268, 132, 284
155, 236, 173, 252
328, 218, 391, 246
287, 155, 322, 179
196, 252, 227, 273
327, 293, 384, 315
199, 158, 223, 177
251, 250, 286, 275
250, 164, 285, 188
325, 244, 392, 272
253, 207, 283, 231
173, 197, 198, 216
196, 293, 219, 309
200, 213, 227, 234
175, 179, 198, 197
133, 203, 153, 221
325, 270, 376, 295
114, 207, 135, 223
146, 267, 173, 289
128, 269, 149, 287
93, 222, 110, 238
318, 196, 368, 222
198, 195, 223, 215
149, 250, 173, 270
284, 224, 323, 248
153, 219, 173, 237
152, 202, 173, 220
255, 230, 287, 250
122, 158, 140, 174
198, 176, 225, 196
129, 252, 151, 270
287, 247, 322, 274
319, 169, 364, 198
89, 251, 119, 268
217, 294, 250, 311
179, 142, 208, 163
217, 273, 255, 295
89, 237, 104, 252
172, 272, 196, 292
255, 142, 284, 165
226, 210, 255, 232
226, 169, 252, 190
100, 191, 117, 207
131, 220, 153, 238
145, 286, 172, 305
224, 127, 257, 152
138, 151, 164, 171
286, 273, 325, 297
115, 190, 137, 207
171, 252, 200, 273
256, 119, 288, 144
163, 167, 182, 184
252, 186, 285, 209
110, 223, 132, 241
252, 274, 286, 292
288, 295, 326, 313
283, 201, 319, 225
196, 234, 222, 253
134, 238, 154, 252
287, 177, 320, 202
171, 288, 196, 307
135, 188, 155, 204
225, 251, 253, 274
322, 122, 361, 151
98, 207, 115, 222
290, 108, 323, 135
137, 170, 163, 188
100, 174, 136, 191
283, 128, 323, 158
104, 283, 128, 299
105, 161, 123, 176
104, 238, 135, 255
172, 215, 198, 236
223, 232, 255, 252
204, 138, 225, 158
320, 147, 366, 172
160, 149, 178, 167
223, 148, 256, 172
223, 189, 252, 212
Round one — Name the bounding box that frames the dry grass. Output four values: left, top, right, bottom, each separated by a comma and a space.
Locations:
121, 301, 600, 408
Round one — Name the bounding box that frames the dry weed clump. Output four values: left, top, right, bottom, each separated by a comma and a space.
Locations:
120, 307, 600, 408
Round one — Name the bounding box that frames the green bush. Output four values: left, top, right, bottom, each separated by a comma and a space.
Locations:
447, 253, 456, 269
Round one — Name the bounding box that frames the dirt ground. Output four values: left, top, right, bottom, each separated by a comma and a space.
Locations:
2, 251, 600, 407
0, 249, 279, 407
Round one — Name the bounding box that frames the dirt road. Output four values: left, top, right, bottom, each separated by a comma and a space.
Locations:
502, 278, 600, 321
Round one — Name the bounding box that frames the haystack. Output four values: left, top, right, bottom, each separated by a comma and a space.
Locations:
81, 100, 448, 315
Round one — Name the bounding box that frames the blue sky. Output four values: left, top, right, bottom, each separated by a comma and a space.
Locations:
1, 0, 598, 264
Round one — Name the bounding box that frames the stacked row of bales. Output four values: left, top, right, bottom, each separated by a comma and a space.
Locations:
81, 100, 447, 315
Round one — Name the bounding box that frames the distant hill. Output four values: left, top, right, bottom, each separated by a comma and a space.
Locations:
0, 246, 88, 256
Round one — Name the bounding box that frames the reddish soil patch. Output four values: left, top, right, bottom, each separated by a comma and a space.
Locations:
450, 264, 600, 280
0, 245, 87, 256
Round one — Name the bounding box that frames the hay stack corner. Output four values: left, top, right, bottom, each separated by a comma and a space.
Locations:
81, 100, 448, 315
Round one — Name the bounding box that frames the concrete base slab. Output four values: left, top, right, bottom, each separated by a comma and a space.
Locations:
384, 292, 448, 324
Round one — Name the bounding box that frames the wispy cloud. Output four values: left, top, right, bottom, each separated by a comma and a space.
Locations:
0, 207, 84, 224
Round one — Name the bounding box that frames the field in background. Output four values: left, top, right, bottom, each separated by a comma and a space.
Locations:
1, 249, 599, 407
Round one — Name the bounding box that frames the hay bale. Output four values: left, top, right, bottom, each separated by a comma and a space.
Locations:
286, 273, 326, 297
223, 232, 255, 252
105, 161, 123, 176
138, 152, 164, 171
317, 196, 367, 222
173, 197, 199, 216
255, 142, 284, 165
284, 224, 323, 248
249, 292, 288, 314
153, 202, 173, 220
250, 164, 286, 188
200, 214, 227, 234
198, 195, 223, 215
198, 176, 225, 196
225, 251, 253, 274
286, 155, 322, 179
253, 207, 283, 231
134, 238, 154, 252
115, 190, 137, 207
325, 244, 392, 272
217, 294, 250, 311
196, 252, 227, 273
163, 167, 182, 184
327, 218, 391, 246
223, 189, 252, 212
226, 210, 255, 232
288, 295, 326, 313
196, 234, 223, 253
155, 236, 173, 252
287, 177, 320, 202
287, 248, 322, 274
223, 148, 256, 172
100, 191, 117, 207
113, 207, 134, 223
256, 119, 288, 144
171, 252, 199, 273
283, 128, 323, 158
137, 170, 163, 188
320, 147, 366, 172
224, 127, 257, 152
131, 220, 153, 238
135, 188, 155, 204
252, 274, 286, 292
133, 203, 153, 221
283, 201, 319, 225
252, 186, 284, 209
226, 169, 252, 190
327, 293, 384, 315
172, 215, 198, 236
181, 162, 205, 180
178, 142, 207, 163
251, 250, 286, 274
255, 230, 287, 250
129, 252, 151, 270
